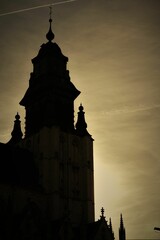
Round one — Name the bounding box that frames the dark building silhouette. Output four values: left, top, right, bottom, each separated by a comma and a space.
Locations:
0, 13, 126, 240
119, 214, 126, 240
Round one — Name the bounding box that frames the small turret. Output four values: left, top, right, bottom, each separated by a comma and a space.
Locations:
7, 112, 23, 145
96, 208, 115, 240
75, 104, 90, 136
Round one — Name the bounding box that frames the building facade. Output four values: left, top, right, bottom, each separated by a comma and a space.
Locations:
0, 14, 126, 240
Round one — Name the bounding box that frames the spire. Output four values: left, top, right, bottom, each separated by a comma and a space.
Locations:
119, 214, 126, 240
75, 104, 90, 136
109, 217, 115, 239
46, 5, 55, 42
120, 213, 124, 229
109, 217, 113, 231
7, 112, 23, 145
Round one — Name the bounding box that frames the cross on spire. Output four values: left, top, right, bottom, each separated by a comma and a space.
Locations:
100, 207, 106, 221
101, 207, 104, 217
46, 5, 55, 42
49, 5, 52, 21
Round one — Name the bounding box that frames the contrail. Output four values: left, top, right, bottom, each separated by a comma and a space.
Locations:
0, 0, 77, 17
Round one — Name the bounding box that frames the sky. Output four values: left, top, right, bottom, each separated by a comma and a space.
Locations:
0, 0, 160, 239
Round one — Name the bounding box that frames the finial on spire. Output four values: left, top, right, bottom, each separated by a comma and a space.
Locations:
101, 207, 105, 217
15, 112, 20, 120
100, 207, 106, 221
46, 5, 55, 42
79, 103, 84, 112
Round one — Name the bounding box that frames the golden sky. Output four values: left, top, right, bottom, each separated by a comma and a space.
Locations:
0, 0, 160, 239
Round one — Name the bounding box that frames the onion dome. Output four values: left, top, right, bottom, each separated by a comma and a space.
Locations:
46, 17, 55, 42
46, 6, 54, 42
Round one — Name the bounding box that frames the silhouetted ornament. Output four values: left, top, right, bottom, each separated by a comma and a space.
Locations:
100, 207, 106, 220
7, 112, 23, 145
46, 18, 55, 42
119, 213, 126, 240
15, 112, 20, 120
79, 104, 84, 112
75, 104, 90, 136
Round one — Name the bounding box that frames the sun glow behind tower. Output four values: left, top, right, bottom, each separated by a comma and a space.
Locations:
0, 1, 160, 239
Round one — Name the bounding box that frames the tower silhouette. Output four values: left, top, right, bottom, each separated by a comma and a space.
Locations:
0, 11, 126, 240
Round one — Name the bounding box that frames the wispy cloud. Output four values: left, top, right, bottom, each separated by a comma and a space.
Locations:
101, 103, 160, 116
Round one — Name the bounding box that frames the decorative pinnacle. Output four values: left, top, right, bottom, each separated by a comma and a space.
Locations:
120, 213, 125, 231
46, 5, 55, 42
100, 207, 106, 221
101, 207, 104, 217
7, 112, 23, 145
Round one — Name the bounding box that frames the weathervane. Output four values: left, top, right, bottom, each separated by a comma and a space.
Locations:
46, 4, 55, 42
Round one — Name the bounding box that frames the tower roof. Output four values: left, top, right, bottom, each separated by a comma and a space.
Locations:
19, 11, 80, 136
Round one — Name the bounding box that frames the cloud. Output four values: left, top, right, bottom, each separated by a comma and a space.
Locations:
101, 103, 160, 116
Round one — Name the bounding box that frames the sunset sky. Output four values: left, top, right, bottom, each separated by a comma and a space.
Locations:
0, 0, 160, 239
